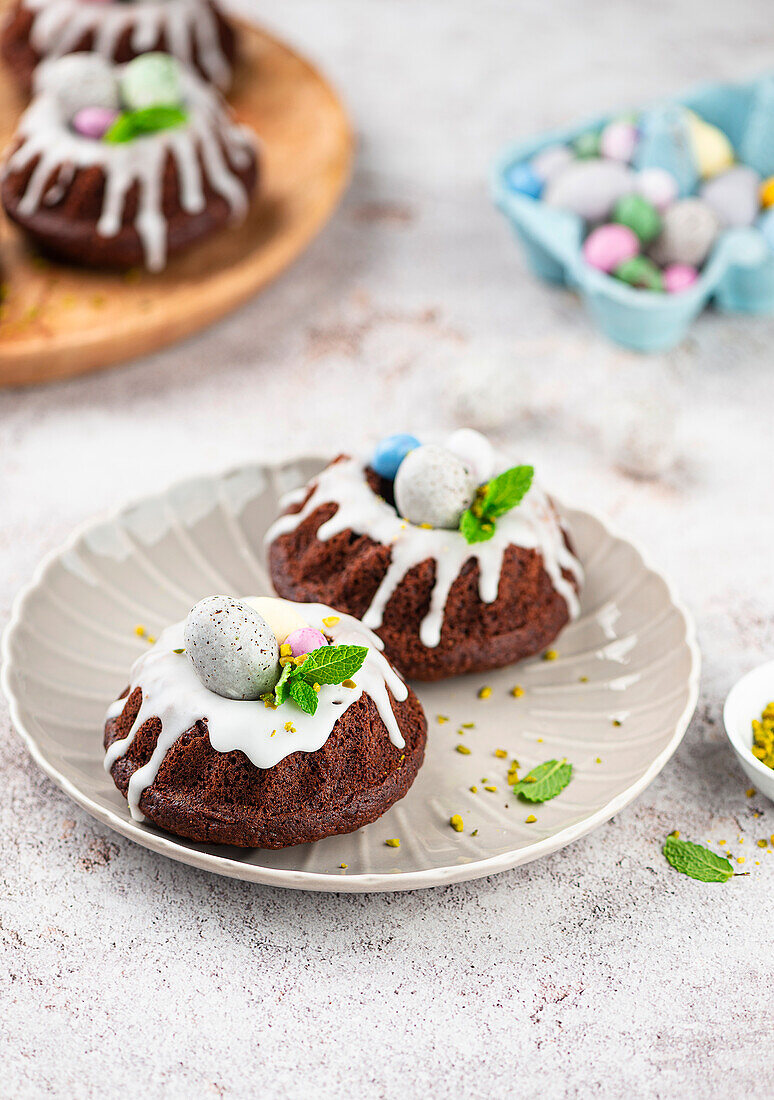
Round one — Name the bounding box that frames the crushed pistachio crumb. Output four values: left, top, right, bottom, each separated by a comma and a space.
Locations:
719, 839, 726, 845
471, 829, 479, 837
146, 635, 156, 645
322, 616, 340, 628
280, 643, 292, 657
746, 787, 757, 797
525, 814, 537, 823
612, 719, 622, 727
385, 838, 400, 848
455, 744, 471, 755
752, 704, 774, 769
595, 757, 602, 764
478, 686, 492, 699
494, 749, 507, 759
537, 738, 544, 743
757, 839, 768, 848
543, 649, 558, 661
738, 856, 746, 864
579, 676, 589, 683
342, 679, 356, 689
134, 624, 146, 637
340, 863, 348, 869
436, 715, 449, 724
450, 814, 464, 832
173, 647, 185, 655
469, 785, 478, 793
461, 722, 475, 729
313, 682, 321, 693
511, 685, 524, 698
284, 721, 296, 733
484, 785, 498, 793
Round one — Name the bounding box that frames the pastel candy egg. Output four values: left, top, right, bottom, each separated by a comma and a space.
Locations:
285, 627, 328, 657
372, 433, 420, 480
663, 263, 699, 293
600, 120, 638, 163
36, 54, 120, 119
649, 198, 720, 267
687, 114, 734, 180
504, 163, 543, 199
250, 597, 308, 644
445, 428, 496, 485
394, 444, 476, 530
530, 143, 573, 184
614, 256, 664, 291
761, 177, 774, 208
72, 106, 119, 139
184, 596, 280, 700
700, 165, 761, 228
120, 52, 182, 111
635, 167, 679, 212
613, 193, 661, 245
583, 224, 639, 273
543, 160, 635, 222
573, 130, 601, 159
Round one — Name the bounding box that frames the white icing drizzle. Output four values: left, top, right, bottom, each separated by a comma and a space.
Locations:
4, 64, 254, 272
104, 599, 409, 822
23, 0, 232, 89
265, 456, 584, 648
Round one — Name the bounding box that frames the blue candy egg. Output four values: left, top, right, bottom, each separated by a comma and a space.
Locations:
758, 209, 774, 251
372, 434, 420, 480
505, 163, 544, 200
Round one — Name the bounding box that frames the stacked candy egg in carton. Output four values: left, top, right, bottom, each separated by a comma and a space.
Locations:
506, 99, 774, 294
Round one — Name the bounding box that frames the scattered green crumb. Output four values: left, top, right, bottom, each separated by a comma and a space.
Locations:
752, 702, 774, 769
455, 744, 471, 755
146, 635, 156, 645
537, 738, 544, 743
461, 722, 475, 729
484, 785, 497, 793
494, 749, 507, 759
134, 624, 146, 637
579, 676, 589, 683
525, 814, 537, 823
471, 829, 478, 837
469, 785, 478, 793
612, 719, 622, 727
385, 838, 400, 848
595, 757, 602, 764
757, 839, 768, 848
172, 647, 185, 655
478, 686, 492, 699
543, 650, 558, 661
436, 715, 449, 724
738, 856, 746, 864
746, 787, 757, 797
450, 814, 464, 833
511, 685, 524, 698
340, 863, 348, 869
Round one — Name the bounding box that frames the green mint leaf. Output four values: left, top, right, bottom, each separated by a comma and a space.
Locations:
512, 758, 572, 803
289, 678, 318, 715
481, 465, 534, 519
296, 645, 368, 685
272, 662, 295, 706
459, 508, 495, 544
105, 106, 188, 144
663, 835, 734, 883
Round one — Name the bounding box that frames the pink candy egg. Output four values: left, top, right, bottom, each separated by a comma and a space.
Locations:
285, 627, 328, 657
663, 263, 699, 293
583, 224, 640, 273
72, 106, 119, 139
600, 120, 637, 163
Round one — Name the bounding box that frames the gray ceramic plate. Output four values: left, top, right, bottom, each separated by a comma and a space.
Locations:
1, 458, 700, 892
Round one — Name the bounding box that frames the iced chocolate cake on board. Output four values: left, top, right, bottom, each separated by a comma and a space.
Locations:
267, 430, 583, 681
104, 596, 427, 848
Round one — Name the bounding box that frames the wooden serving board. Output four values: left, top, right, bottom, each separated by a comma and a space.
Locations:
0, 19, 353, 387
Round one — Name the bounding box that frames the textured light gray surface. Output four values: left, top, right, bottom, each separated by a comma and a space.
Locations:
2, 1, 774, 1096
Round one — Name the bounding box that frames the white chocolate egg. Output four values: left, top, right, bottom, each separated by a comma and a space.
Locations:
184, 596, 280, 700
35, 53, 119, 120
394, 444, 476, 530
700, 165, 761, 228
543, 160, 635, 222
445, 429, 496, 486
249, 596, 309, 644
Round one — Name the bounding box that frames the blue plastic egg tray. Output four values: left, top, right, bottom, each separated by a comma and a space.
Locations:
493, 75, 774, 351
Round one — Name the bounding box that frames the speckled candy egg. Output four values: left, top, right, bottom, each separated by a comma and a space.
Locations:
36, 54, 120, 120
635, 167, 679, 212
184, 596, 280, 700
372, 433, 420, 480
394, 444, 476, 530
285, 627, 328, 657
700, 166, 761, 228
120, 52, 182, 111
445, 428, 496, 485
583, 224, 639, 273
600, 120, 638, 163
530, 143, 574, 185
543, 160, 635, 222
649, 199, 720, 267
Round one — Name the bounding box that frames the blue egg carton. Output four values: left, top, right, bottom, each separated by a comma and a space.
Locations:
492, 75, 774, 351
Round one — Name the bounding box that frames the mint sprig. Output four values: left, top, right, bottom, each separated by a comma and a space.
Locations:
663, 835, 735, 883
512, 758, 572, 802
105, 106, 188, 144
459, 465, 534, 544
270, 644, 368, 716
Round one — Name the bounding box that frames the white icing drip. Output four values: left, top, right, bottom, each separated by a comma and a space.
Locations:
265, 456, 584, 648
4, 64, 254, 271
104, 599, 409, 822
24, 0, 232, 88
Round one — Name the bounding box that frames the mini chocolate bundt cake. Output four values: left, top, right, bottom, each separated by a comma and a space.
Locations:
1, 52, 257, 271
104, 597, 427, 848
267, 431, 583, 682
2, 0, 236, 94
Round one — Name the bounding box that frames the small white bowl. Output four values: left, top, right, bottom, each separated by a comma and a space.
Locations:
724, 658, 774, 803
